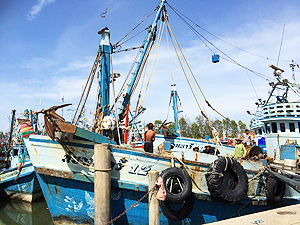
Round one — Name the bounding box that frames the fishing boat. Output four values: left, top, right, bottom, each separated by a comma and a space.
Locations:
249, 64, 300, 204
0, 110, 42, 202
23, 0, 300, 224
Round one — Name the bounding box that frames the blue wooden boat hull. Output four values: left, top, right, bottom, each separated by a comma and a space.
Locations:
36, 171, 299, 224
0, 162, 42, 202
24, 133, 300, 224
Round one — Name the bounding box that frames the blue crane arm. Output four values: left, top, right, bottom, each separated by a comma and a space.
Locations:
118, 0, 166, 119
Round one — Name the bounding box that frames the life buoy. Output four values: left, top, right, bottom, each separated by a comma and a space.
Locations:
266, 176, 286, 204
160, 193, 194, 221
160, 167, 192, 203
206, 157, 248, 202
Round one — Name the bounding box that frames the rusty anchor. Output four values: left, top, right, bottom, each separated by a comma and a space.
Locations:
36, 104, 77, 140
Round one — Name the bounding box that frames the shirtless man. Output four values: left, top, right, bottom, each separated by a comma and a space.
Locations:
144, 123, 155, 153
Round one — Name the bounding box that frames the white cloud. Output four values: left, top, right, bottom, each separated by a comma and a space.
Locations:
21, 57, 57, 70
26, 0, 55, 21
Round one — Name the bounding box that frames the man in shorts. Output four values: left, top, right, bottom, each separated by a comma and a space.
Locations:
144, 123, 155, 153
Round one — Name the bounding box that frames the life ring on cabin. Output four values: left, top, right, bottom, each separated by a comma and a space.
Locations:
206, 157, 248, 202
160, 193, 194, 221
266, 176, 286, 204
160, 167, 192, 203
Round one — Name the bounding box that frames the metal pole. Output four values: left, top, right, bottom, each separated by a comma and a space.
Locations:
149, 170, 159, 225
94, 143, 111, 225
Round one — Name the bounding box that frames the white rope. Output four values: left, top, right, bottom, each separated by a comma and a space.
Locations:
110, 54, 122, 145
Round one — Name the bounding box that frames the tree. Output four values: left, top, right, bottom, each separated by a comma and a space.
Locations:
194, 115, 205, 138
179, 117, 190, 137
190, 122, 200, 139
212, 119, 223, 138
168, 122, 175, 133
153, 120, 162, 133
238, 120, 247, 134
230, 120, 238, 138
151, 116, 249, 140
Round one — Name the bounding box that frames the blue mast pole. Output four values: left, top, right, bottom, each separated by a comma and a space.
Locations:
171, 83, 180, 134
119, 0, 166, 117
98, 27, 111, 116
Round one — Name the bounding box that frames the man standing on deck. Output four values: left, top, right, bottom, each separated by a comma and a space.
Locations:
144, 123, 155, 153
241, 129, 252, 146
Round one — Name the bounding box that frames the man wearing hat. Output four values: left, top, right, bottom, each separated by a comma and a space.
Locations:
202, 145, 211, 154
233, 138, 247, 159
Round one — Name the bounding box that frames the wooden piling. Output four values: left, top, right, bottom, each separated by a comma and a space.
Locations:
94, 143, 111, 225
149, 170, 159, 225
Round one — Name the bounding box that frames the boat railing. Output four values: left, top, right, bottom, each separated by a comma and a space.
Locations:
262, 102, 300, 119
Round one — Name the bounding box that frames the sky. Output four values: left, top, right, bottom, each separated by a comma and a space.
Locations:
1, 0, 300, 133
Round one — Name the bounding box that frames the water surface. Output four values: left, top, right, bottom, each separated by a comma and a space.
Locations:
0, 197, 53, 225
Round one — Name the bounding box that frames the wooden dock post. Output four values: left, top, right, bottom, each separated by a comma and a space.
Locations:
94, 143, 111, 225
149, 169, 159, 225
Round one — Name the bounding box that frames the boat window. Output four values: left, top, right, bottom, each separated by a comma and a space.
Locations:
13, 149, 18, 156
280, 123, 285, 132
298, 122, 300, 133
289, 123, 295, 132
271, 122, 277, 133
265, 124, 270, 134
258, 128, 262, 135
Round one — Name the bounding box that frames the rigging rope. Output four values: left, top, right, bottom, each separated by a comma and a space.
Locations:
247, 71, 259, 100
140, 19, 165, 108
165, 14, 228, 155
166, 2, 290, 64
165, 15, 174, 84
73, 52, 102, 125
114, 27, 150, 50
166, 3, 275, 82
110, 54, 122, 145
276, 24, 285, 67
113, 8, 157, 48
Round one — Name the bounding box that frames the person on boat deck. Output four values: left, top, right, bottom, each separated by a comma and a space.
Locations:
233, 138, 247, 159
202, 145, 220, 155
144, 123, 155, 153
241, 129, 252, 146
202, 145, 211, 154
193, 146, 199, 152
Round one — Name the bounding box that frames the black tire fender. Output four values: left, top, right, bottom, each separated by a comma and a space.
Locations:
206, 157, 248, 202
266, 176, 286, 205
160, 193, 194, 221
160, 167, 192, 203
249, 146, 263, 158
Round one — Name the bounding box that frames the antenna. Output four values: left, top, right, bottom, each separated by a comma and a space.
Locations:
276, 24, 285, 66
290, 60, 300, 83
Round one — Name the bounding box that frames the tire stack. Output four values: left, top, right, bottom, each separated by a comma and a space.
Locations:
206, 157, 249, 202
159, 167, 194, 221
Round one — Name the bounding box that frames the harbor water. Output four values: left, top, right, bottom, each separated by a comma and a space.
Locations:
0, 197, 53, 225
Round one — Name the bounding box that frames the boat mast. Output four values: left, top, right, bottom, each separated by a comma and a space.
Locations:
171, 83, 180, 134
266, 64, 300, 105
118, 0, 166, 119
98, 27, 111, 116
